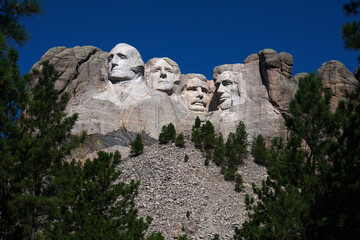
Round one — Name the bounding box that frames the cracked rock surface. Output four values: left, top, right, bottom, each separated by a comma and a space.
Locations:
116, 136, 267, 239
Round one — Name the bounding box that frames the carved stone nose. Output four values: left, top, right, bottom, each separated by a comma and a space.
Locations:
111, 63, 118, 70
218, 84, 226, 93
160, 72, 167, 78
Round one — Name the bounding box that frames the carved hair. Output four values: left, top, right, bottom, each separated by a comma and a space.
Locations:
179, 73, 208, 93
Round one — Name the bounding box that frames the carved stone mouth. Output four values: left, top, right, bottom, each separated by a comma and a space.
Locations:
191, 101, 205, 107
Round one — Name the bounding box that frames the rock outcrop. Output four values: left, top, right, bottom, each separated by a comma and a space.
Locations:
317, 60, 359, 112
31, 43, 359, 146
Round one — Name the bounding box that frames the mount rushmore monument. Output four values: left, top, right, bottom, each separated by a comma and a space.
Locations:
31, 43, 359, 156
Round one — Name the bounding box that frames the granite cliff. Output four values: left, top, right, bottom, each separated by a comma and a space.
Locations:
31, 43, 359, 158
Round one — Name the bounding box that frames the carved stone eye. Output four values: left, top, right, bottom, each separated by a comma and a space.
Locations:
118, 53, 127, 59
108, 54, 114, 61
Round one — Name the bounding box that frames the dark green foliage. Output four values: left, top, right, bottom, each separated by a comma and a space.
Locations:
234, 174, 245, 192
178, 235, 190, 240
213, 134, 225, 166
113, 150, 122, 165
147, 232, 165, 240
192, 119, 216, 149
191, 128, 202, 148
204, 158, 209, 166
235, 73, 360, 239
224, 166, 237, 181
251, 134, 269, 166
0, 60, 85, 239
0, 0, 42, 49
184, 154, 189, 162
342, 1, 360, 61
186, 210, 191, 218
204, 149, 211, 166
50, 151, 152, 240
131, 133, 144, 156
194, 116, 201, 129
159, 123, 177, 144
175, 133, 185, 147
0, 47, 28, 240
158, 125, 168, 144
167, 123, 176, 141
212, 234, 220, 240
225, 122, 248, 164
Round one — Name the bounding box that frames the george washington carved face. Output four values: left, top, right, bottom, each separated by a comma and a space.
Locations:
108, 43, 144, 83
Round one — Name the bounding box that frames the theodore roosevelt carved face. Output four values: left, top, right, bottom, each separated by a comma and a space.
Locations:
145, 57, 181, 95
107, 43, 144, 83
180, 74, 210, 112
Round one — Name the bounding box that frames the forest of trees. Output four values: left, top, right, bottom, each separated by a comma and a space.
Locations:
1, 0, 359, 239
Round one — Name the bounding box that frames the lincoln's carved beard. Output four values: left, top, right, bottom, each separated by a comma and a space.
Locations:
219, 99, 232, 110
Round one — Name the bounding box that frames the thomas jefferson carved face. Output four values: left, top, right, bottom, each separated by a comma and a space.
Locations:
107, 43, 144, 82
215, 71, 241, 110
181, 75, 210, 112
145, 57, 181, 95
148, 59, 174, 92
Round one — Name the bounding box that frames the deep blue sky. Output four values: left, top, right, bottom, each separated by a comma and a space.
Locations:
17, 0, 358, 80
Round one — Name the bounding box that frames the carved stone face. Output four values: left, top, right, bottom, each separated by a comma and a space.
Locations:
149, 59, 175, 92
108, 43, 143, 82
215, 71, 240, 110
182, 76, 210, 112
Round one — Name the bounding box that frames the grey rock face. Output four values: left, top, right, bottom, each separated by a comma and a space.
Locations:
31, 44, 359, 146
210, 61, 288, 141
31, 46, 108, 96
317, 60, 360, 111
258, 49, 298, 110
243, 53, 259, 64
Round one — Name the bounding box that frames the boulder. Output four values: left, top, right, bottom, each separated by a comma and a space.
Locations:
243, 53, 259, 64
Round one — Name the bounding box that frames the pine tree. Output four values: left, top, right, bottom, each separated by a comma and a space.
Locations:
158, 125, 169, 144
193, 116, 201, 129
235, 73, 360, 239
342, 1, 360, 61
251, 134, 269, 166
159, 123, 176, 144
234, 174, 245, 192
0, 2, 42, 238
49, 151, 155, 240
225, 122, 248, 166
0, 47, 28, 240
191, 128, 202, 149
167, 123, 176, 141
0, 0, 43, 48
130, 133, 144, 156
213, 134, 225, 166
175, 133, 185, 147
18, 62, 86, 239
